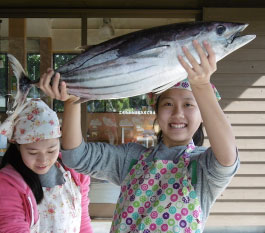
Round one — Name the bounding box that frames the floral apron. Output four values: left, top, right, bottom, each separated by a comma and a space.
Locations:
111, 141, 203, 233
33, 162, 82, 233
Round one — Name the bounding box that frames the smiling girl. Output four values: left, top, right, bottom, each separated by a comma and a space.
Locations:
39, 40, 239, 232
0, 99, 93, 233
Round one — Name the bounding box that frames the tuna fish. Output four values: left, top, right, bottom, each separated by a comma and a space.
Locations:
7, 21, 255, 107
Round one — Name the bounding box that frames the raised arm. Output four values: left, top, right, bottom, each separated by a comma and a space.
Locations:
39, 69, 82, 150
178, 40, 237, 166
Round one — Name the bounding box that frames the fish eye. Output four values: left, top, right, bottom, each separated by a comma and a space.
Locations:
216, 25, 226, 35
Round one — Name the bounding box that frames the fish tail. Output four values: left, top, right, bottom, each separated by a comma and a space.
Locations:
7, 54, 33, 107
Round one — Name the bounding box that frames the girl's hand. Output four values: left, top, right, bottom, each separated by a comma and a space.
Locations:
38, 68, 79, 103
178, 40, 217, 87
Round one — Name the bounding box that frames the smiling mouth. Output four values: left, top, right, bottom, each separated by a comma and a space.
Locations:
37, 165, 48, 169
170, 123, 187, 129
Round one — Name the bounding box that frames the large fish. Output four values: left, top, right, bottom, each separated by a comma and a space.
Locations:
8, 21, 255, 107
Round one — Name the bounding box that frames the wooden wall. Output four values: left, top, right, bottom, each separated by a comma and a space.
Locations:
203, 8, 265, 227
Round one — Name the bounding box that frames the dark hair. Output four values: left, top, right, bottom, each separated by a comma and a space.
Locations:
154, 96, 204, 146
0, 143, 44, 203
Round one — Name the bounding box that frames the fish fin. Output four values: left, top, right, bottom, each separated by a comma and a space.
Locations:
74, 98, 91, 104
7, 54, 33, 107
119, 38, 170, 57
152, 81, 177, 94
153, 76, 187, 94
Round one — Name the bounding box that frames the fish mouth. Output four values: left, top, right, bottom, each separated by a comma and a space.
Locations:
226, 24, 256, 47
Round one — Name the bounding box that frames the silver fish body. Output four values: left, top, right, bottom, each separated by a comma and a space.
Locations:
8, 21, 256, 106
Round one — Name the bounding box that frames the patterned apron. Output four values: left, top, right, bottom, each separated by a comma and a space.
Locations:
35, 162, 82, 233
111, 141, 203, 233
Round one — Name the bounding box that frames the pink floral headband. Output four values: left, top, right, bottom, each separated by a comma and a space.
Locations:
0, 99, 61, 144
146, 78, 221, 108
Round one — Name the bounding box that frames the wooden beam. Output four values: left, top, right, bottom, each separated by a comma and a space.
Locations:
0, 9, 201, 19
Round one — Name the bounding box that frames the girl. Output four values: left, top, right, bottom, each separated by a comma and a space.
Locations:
39, 40, 239, 232
0, 99, 93, 233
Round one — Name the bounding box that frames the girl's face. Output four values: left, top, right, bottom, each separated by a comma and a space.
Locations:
157, 88, 202, 147
20, 138, 60, 175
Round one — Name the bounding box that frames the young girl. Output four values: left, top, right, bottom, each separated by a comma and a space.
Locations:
39, 40, 239, 232
0, 99, 93, 233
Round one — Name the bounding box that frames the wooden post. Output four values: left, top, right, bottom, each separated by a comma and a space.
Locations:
8, 18, 26, 95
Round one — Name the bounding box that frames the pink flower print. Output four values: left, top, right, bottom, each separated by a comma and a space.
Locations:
20, 129, 25, 134
181, 208, 188, 216
148, 179, 154, 186
162, 160, 168, 164
127, 206, 134, 213
150, 211, 158, 219
130, 168, 135, 175
162, 183, 168, 190
122, 212, 128, 218
48, 208, 55, 214
170, 194, 178, 202
178, 189, 183, 196
46, 187, 51, 191
141, 184, 148, 191
138, 207, 145, 214
122, 185, 127, 192
132, 178, 137, 184
150, 223, 157, 230
1, 129, 7, 135
176, 82, 181, 87
175, 213, 182, 221
32, 108, 39, 115
144, 201, 151, 209
193, 210, 199, 218
161, 224, 168, 232
160, 168, 167, 174
27, 114, 34, 120
130, 224, 136, 231
171, 167, 178, 173
185, 227, 192, 233
179, 177, 184, 184
128, 188, 134, 195
49, 120, 54, 125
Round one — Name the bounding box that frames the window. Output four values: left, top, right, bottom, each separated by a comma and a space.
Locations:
27, 53, 40, 98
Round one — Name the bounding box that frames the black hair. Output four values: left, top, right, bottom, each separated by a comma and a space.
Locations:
154, 95, 204, 146
0, 143, 44, 204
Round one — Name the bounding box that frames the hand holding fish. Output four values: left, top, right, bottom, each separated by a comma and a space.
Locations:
179, 41, 237, 167
178, 40, 217, 87
39, 68, 79, 103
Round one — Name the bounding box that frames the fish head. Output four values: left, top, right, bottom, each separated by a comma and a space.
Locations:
191, 22, 256, 61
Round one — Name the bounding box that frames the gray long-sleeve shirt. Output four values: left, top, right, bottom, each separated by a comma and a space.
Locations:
61, 140, 239, 226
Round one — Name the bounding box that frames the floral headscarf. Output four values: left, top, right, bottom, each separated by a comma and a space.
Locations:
147, 78, 221, 108
0, 99, 61, 144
